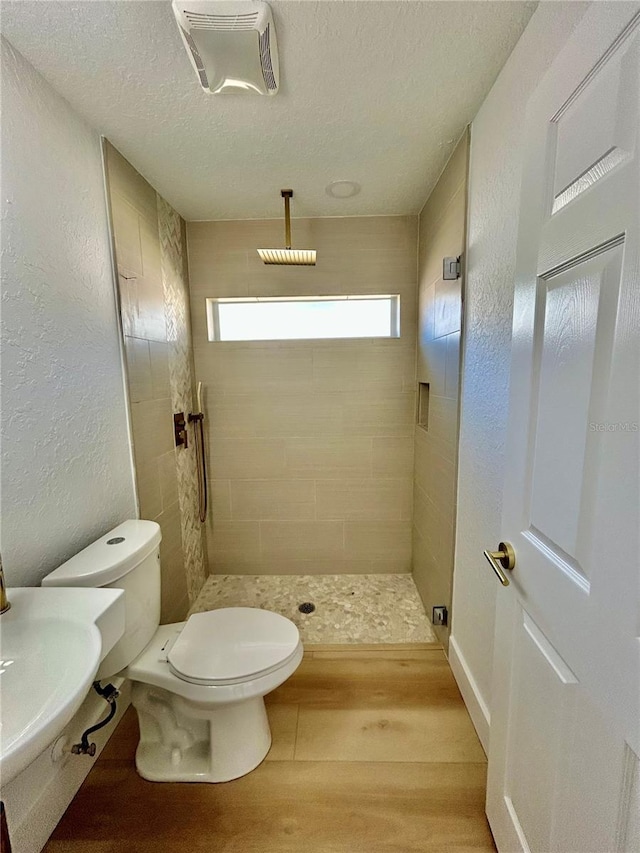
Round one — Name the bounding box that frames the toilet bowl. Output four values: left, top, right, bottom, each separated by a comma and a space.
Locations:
127, 608, 303, 782
42, 520, 303, 783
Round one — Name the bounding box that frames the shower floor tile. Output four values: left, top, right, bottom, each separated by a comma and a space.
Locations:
189, 573, 436, 644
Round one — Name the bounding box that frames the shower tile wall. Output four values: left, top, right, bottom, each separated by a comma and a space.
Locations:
412, 131, 469, 647
186, 216, 418, 575
105, 143, 207, 621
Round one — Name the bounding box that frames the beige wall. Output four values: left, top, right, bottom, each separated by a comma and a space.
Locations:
412, 132, 469, 647
105, 143, 207, 622
187, 216, 417, 575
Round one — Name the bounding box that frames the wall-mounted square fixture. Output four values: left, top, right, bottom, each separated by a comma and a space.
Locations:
443, 256, 461, 280
417, 382, 430, 431
432, 605, 448, 626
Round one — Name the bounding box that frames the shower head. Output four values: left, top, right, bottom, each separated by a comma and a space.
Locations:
257, 190, 317, 266
257, 247, 316, 265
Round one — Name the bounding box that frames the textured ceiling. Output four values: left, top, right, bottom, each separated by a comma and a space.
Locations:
1, 1, 537, 220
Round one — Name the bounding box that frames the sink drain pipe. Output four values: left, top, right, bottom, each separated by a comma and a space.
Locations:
71, 682, 120, 757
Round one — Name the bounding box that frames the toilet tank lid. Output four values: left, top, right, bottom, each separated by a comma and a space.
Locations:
42, 520, 162, 588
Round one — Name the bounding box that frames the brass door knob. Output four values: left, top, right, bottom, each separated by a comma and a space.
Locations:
483, 542, 516, 587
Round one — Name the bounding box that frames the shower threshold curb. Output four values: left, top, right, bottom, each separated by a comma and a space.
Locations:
302, 641, 443, 652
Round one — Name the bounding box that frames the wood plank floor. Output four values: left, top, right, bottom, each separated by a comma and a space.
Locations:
44, 647, 496, 852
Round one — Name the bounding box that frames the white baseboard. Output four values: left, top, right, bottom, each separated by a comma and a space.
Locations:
448, 634, 491, 754
3, 678, 131, 853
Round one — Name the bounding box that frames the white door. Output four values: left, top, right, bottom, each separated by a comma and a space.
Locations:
486, 4, 640, 852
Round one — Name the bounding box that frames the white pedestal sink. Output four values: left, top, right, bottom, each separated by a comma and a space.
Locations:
0, 587, 125, 785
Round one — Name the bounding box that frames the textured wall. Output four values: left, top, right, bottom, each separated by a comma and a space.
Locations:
412, 131, 469, 649
0, 38, 137, 853
0, 38, 136, 587
187, 216, 418, 575
451, 1, 590, 738
104, 143, 207, 623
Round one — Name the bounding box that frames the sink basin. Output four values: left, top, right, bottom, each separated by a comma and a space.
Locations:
0, 587, 125, 785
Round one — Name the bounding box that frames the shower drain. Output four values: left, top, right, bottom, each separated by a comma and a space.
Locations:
298, 602, 316, 614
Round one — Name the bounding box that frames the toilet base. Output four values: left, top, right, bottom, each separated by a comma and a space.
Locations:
131, 682, 272, 783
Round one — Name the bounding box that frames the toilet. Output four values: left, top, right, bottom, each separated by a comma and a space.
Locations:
42, 520, 303, 783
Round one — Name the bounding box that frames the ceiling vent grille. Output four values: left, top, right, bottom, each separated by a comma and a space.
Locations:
184, 11, 259, 30
179, 26, 210, 88
173, 1, 280, 95
259, 24, 277, 90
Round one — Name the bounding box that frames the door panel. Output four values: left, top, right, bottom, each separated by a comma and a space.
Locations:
617, 746, 640, 852
552, 27, 637, 214
505, 609, 577, 853
487, 5, 640, 851
529, 246, 622, 565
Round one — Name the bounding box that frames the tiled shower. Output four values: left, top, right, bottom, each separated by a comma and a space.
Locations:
105, 136, 468, 645
187, 215, 418, 576
104, 142, 207, 623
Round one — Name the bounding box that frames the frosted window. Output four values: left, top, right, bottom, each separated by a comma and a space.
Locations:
206, 295, 400, 342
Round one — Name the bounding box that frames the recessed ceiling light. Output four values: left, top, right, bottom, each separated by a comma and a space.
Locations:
326, 180, 361, 199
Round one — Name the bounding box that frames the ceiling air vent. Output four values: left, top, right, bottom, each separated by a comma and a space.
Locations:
172, 1, 280, 95
179, 26, 210, 89
184, 11, 260, 30
259, 24, 277, 90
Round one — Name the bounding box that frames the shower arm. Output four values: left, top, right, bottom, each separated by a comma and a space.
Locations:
282, 189, 293, 249
256, 188, 316, 266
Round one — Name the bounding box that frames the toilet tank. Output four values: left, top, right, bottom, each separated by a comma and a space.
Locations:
42, 520, 162, 680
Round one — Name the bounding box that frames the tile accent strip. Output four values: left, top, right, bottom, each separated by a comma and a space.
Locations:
157, 196, 207, 602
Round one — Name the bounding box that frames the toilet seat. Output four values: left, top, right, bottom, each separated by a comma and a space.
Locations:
167, 607, 300, 686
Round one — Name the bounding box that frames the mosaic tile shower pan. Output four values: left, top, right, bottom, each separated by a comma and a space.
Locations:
190, 573, 436, 644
